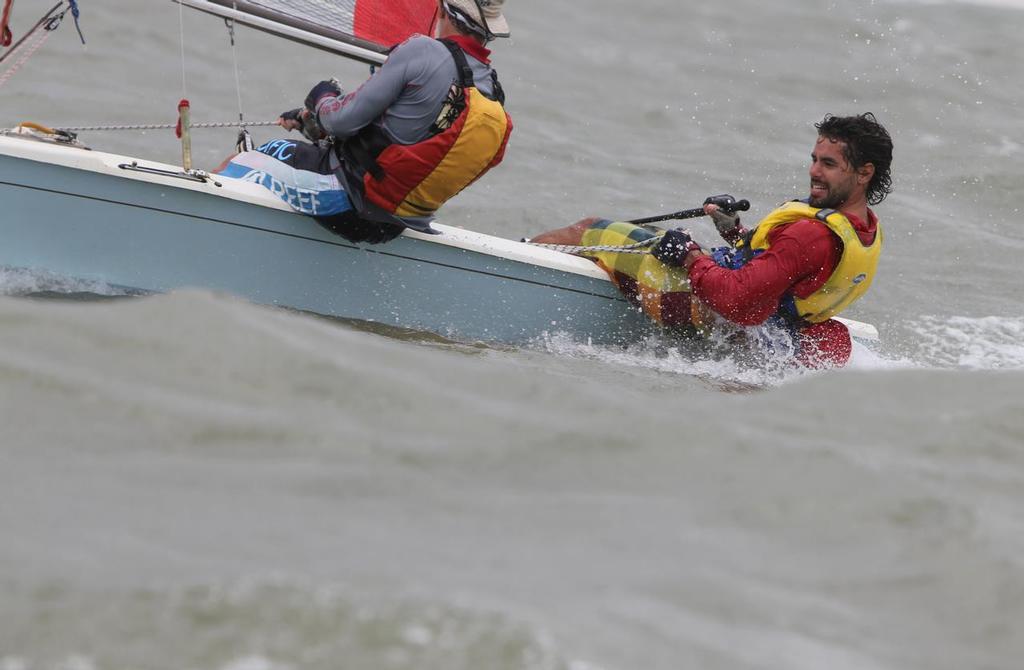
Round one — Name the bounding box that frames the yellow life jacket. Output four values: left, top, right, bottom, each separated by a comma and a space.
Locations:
747, 201, 882, 323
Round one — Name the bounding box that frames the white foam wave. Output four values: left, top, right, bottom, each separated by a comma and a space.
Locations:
910, 315, 1024, 369
846, 340, 921, 371
535, 329, 811, 390
218, 656, 289, 670
890, 0, 1024, 8
0, 266, 133, 297
537, 315, 1023, 383
1, 578, 587, 670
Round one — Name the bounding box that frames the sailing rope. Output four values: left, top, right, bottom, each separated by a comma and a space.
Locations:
52, 120, 280, 132
1, 0, 13, 47
66, 0, 83, 43
0, 19, 49, 89
0, 1, 83, 62
527, 237, 663, 256
0, 0, 82, 89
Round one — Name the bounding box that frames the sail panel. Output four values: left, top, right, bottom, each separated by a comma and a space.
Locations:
353, 0, 438, 49
184, 0, 437, 61
218, 0, 358, 38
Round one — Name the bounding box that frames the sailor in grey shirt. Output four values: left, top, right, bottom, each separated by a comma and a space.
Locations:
219, 0, 511, 244
314, 33, 501, 148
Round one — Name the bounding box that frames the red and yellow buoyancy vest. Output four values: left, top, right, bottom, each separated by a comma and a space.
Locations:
350, 40, 512, 219
747, 201, 883, 323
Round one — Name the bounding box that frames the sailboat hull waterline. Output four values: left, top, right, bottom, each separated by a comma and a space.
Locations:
1, 134, 670, 345
0, 135, 879, 347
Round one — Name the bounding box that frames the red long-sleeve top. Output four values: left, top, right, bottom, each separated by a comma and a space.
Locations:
687, 210, 878, 366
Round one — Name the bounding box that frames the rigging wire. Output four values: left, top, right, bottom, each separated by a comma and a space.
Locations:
0, 1, 61, 66
0, 0, 77, 89
226, 15, 245, 126
177, 0, 187, 99
225, 3, 254, 151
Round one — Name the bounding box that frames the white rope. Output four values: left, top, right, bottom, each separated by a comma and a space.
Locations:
527, 237, 662, 256
0, 23, 51, 90
51, 120, 280, 131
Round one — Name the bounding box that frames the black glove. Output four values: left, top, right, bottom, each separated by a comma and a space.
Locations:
652, 228, 702, 267
304, 79, 343, 113
280, 107, 327, 143
703, 194, 742, 237
280, 107, 303, 124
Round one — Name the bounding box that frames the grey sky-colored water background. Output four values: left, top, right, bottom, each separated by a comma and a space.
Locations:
2, 1, 1024, 669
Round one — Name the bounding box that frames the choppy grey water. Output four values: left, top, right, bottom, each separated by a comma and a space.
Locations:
2, 0, 1024, 669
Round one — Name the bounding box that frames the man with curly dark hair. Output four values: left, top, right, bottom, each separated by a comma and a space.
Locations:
530, 113, 893, 367
660, 112, 892, 366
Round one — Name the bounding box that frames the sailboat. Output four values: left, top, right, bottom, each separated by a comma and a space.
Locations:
0, 0, 879, 348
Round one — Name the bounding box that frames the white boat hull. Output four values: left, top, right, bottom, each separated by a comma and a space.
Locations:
0, 135, 878, 345
0, 135, 661, 344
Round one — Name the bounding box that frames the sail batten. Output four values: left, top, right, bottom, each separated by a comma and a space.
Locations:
177, 0, 438, 65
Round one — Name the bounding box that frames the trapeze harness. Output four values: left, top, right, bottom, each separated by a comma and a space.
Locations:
340, 38, 512, 220
725, 200, 883, 326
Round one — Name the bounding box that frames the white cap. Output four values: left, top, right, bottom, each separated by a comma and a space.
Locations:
444, 0, 510, 38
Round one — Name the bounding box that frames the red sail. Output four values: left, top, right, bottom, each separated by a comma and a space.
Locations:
353, 0, 438, 49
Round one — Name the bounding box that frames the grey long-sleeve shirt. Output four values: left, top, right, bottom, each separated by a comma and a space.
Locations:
315, 35, 498, 146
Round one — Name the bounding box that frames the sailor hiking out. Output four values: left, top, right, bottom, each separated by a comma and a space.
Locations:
530, 113, 893, 368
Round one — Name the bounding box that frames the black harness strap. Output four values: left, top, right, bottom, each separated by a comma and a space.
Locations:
439, 38, 475, 88
439, 37, 506, 104
342, 127, 390, 181
490, 71, 505, 105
